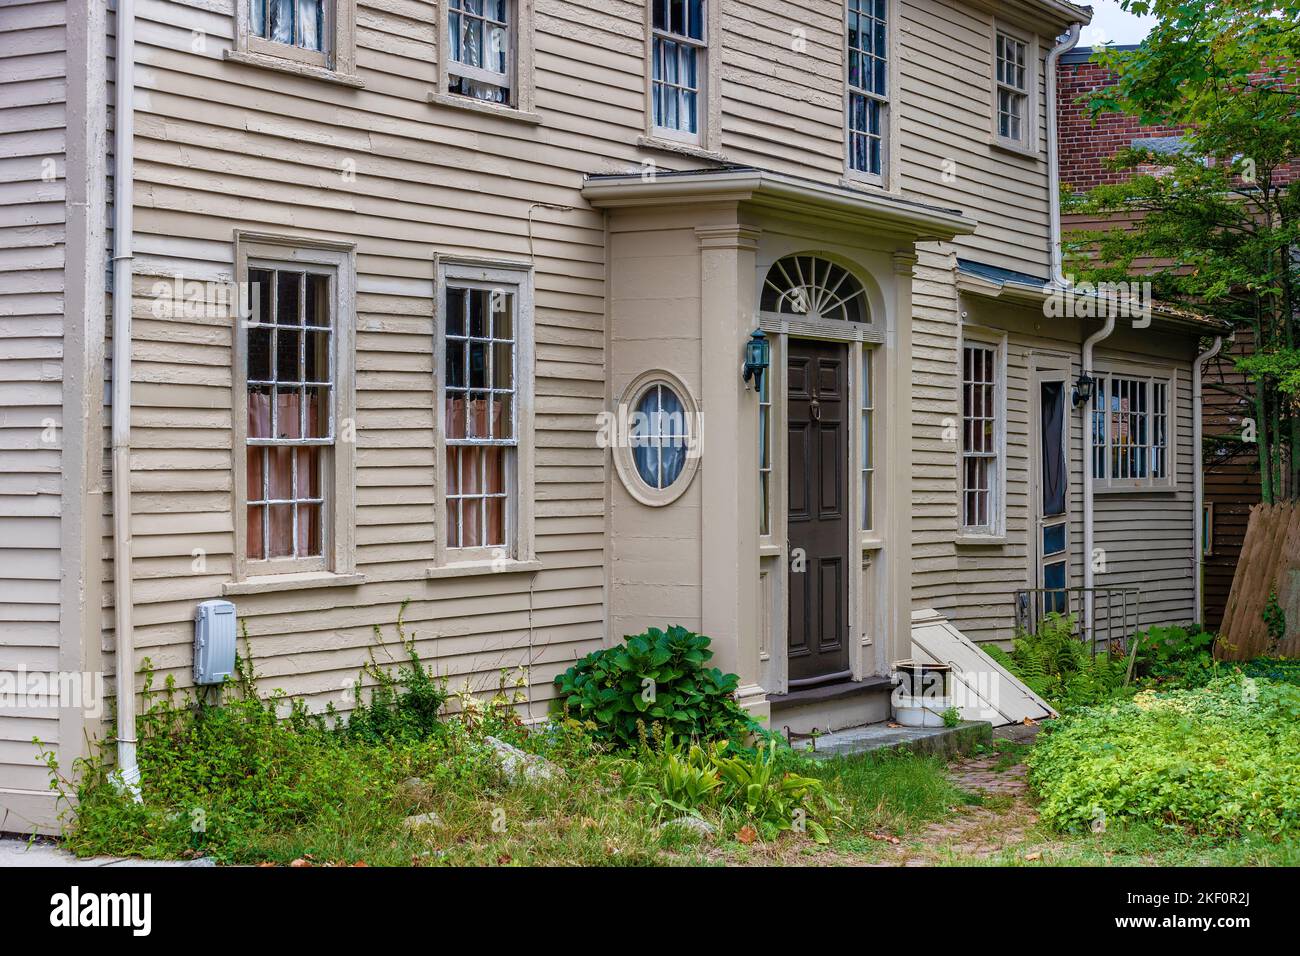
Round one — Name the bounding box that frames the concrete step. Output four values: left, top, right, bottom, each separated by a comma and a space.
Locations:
794, 720, 993, 761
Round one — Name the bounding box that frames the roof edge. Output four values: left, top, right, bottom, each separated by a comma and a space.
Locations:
582, 168, 977, 242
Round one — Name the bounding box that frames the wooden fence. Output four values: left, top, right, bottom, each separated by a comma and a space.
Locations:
1216, 501, 1300, 660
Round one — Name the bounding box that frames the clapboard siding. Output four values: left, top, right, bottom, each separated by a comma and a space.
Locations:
0, 0, 68, 829
109, 0, 648, 716
912, 265, 1200, 643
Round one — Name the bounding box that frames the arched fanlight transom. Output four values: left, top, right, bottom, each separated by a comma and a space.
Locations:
760, 255, 869, 324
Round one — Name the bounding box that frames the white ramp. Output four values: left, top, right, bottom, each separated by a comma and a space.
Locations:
909, 608, 1056, 727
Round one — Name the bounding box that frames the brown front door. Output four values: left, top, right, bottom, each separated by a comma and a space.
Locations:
787, 339, 851, 687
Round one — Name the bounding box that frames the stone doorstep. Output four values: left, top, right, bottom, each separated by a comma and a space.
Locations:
794, 720, 994, 761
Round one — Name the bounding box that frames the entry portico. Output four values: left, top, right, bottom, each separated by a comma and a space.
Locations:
584, 168, 975, 731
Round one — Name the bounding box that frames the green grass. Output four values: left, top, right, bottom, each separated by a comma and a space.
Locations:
944, 821, 1300, 867
807, 750, 964, 834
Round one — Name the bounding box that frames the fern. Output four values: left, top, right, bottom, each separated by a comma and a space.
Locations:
993, 613, 1131, 711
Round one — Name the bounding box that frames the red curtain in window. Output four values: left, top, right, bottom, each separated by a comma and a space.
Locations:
246, 391, 321, 560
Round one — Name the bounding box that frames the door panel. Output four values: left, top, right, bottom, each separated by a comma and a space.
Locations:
1037, 377, 1069, 614
787, 339, 851, 686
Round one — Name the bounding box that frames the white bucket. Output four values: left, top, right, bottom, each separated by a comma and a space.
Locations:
893, 693, 952, 728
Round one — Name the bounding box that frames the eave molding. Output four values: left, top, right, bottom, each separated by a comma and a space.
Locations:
582, 169, 977, 242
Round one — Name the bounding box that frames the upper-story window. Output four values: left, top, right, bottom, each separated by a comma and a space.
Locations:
651, 0, 706, 141
448, 0, 512, 103
847, 0, 888, 180
234, 0, 358, 79
994, 30, 1030, 147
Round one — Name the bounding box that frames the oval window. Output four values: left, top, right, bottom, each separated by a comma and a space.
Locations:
631, 383, 688, 489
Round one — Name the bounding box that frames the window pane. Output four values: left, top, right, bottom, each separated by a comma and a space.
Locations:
269, 0, 293, 45
252, 0, 267, 37
447, 340, 466, 389
267, 504, 294, 557
304, 385, 330, 438
297, 0, 322, 51
468, 391, 491, 438
247, 506, 266, 560
305, 273, 330, 327
248, 326, 272, 382
275, 271, 301, 324
298, 503, 322, 557
276, 329, 301, 383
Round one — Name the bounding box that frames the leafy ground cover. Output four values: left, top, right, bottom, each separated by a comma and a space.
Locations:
46, 618, 1299, 867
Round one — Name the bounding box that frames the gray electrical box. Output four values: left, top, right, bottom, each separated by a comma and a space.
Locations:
194, 600, 237, 685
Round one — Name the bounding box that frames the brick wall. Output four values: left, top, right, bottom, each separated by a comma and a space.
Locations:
1057, 56, 1185, 192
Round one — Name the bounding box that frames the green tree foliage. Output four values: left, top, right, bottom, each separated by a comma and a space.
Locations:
1064, 0, 1300, 501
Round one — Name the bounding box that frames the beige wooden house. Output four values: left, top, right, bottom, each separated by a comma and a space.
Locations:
1, 0, 1221, 832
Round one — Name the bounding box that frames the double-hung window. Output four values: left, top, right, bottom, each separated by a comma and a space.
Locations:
847, 0, 889, 179
651, 0, 706, 141
961, 342, 1002, 533
994, 30, 1030, 147
236, 238, 356, 580
1092, 372, 1173, 488
436, 261, 534, 564
447, 0, 512, 103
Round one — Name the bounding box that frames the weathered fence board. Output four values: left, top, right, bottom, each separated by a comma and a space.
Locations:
1216, 501, 1300, 660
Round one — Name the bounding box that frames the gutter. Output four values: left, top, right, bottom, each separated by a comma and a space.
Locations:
1193, 336, 1225, 625
111, 0, 140, 797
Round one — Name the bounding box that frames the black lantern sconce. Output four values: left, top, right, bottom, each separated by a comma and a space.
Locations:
742, 329, 770, 393
1072, 373, 1096, 409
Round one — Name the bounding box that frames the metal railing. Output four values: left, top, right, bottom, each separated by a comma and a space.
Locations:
1013, 586, 1142, 657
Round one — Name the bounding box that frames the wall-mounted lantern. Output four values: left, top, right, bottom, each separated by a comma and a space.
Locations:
1072, 373, 1096, 409
742, 329, 770, 393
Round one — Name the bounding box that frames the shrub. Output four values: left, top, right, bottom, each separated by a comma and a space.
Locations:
341, 601, 450, 744
1028, 676, 1300, 837
1130, 624, 1219, 688
985, 613, 1130, 710
553, 626, 759, 749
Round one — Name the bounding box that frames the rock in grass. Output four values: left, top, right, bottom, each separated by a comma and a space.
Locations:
483, 735, 564, 784
659, 816, 715, 840
402, 811, 443, 836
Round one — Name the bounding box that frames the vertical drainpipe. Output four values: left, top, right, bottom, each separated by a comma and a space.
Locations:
1047, 23, 1113, 639
111, 0, 140, 796
1193, 335, 1224, 625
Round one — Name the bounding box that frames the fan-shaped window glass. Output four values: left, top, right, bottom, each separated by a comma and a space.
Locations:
631, 383, 688, 489
761, 256, 868, 324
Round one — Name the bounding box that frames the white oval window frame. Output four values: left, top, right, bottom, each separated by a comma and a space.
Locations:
612, 370, 702, 507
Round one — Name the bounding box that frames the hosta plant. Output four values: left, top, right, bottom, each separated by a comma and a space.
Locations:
554, 626, 759, 750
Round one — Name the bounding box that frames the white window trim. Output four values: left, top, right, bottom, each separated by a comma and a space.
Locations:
230, 233, 358, 585
435, 0, 536, 116
612, 368, 701, 507
990, 21, 1038, 155
1092, 366, 1178, 492
432, 256, 536, 572
228, 0, 360, 86
843, 0, 894, 188
957, 329, 1007, 539
643, 0, 721, 154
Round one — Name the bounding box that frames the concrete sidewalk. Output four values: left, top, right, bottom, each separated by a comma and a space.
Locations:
0, 836, 213, 867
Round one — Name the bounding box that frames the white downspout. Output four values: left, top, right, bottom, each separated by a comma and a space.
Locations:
1047, 23, 1082, 287
111, 0, 140, 797
1047, 24, 1115, 639
1193, 336, 1224, 625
